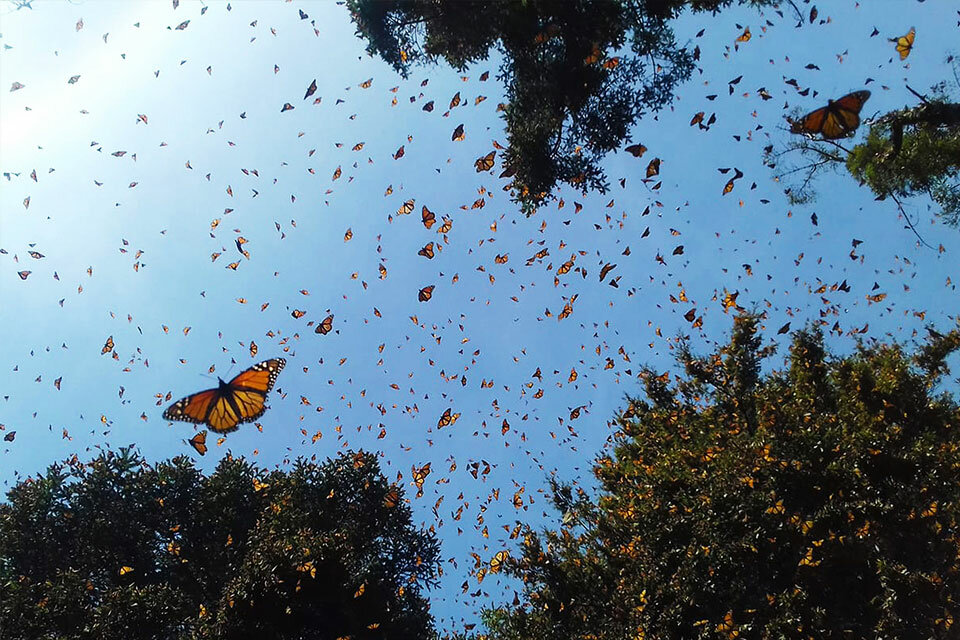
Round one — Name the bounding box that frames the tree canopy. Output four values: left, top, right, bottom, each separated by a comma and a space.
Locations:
481, 315, 960, 639
348, 0, 771, 213
0, 449, 440, 640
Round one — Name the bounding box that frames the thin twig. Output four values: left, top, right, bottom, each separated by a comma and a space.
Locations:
905, 85, 929, 104
890, 193, 936, 250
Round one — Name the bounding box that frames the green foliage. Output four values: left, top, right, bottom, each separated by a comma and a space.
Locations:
347, 0, 771, 214
846, 97, 960, 227
483, 316, 960, 640
0, 449, 440, 640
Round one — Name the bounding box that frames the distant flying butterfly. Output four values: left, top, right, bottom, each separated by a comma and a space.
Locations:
422, 206, 436, 229
789, 90, 871, 139
475, 151, 495, 172
187, 430, 208, 455
163, 358, 286, 433
891, 27, 915, 60
315, 314, 334, 335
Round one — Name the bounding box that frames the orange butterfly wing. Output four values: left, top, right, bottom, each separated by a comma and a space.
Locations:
164, 388, 219, 425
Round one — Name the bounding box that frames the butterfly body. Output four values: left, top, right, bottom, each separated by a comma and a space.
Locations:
163, 358, 285, 433
790, 90, 871, 139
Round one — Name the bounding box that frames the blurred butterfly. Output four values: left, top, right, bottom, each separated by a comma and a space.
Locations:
163, 358, 286, 433
187, 430, 208, 455
281, 103, 294, 112
418, 285, 434, 302
490, 550, 508, 573
645, 158, 661, 178
625, 143, 647, 157
891, 27, 915, 60
789, 90, 871, 139
452, 124, 465, 141
383, 486, 401, 508
437, 408, 460, 428
315, 314, 334, 335
102, 336, 115, 354
397, 199, 415, 216
418, 242, 435, 259
421, 206, 436, 229
304, 79, 317, 100
475, 151, 495, 172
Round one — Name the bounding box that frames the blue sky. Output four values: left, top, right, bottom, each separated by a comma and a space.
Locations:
1, 0, 958, 631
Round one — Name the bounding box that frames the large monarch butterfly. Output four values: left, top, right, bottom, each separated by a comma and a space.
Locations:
163, 358, 286, 433
396, 199, 415, 216
418, 242, 435, 259
789, 90, 871, 140
891, 27, 915, 60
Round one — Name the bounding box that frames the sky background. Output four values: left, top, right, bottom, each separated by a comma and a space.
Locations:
1, 0, 958, 632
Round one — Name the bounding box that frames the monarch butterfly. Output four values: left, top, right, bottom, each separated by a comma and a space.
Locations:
452, 124, 465, 142
187, 430, 208, 455
490, 550, 509, 573
625, 143, 647, 157
891, 27, 915, 60
449, 91, 461, 109
418, 242, 435, 259
315, 314, 334, 335
646, 158, 661, 178
421, 206, 436, 229
396, 199, 415, 216
418, 285, 434, 302
437, 408, 460, 428
383, 487, 401, 508
789, 90, 871, 139
422, 100, 434, 112
474, 151, 495, 172
102, 336, 115, 354
735, 26, 751, 43
280, 102, 294, 112
163, 358, 286, 433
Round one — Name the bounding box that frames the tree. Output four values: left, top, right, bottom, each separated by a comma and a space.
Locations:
0, 449, 440, 640
483, 315, 960, 640
347, 0, 772, 214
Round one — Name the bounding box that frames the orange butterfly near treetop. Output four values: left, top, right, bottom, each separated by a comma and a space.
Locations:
789, 90, 871, 140
163, 358, 286, 433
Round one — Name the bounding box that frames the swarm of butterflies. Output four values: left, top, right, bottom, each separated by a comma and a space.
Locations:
159, 25, 918, 458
